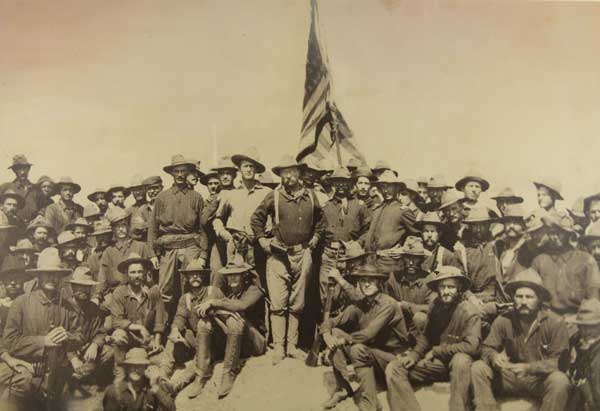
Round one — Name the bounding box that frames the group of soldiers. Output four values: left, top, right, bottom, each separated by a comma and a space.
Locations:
0, 150, 599, 411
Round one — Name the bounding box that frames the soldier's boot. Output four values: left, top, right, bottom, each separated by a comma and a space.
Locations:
218, 333, 243, 399
270, 314, 286, 366
286, 314, 306, 360
322, 390, 349, 410
187, 332, 212, 399
167, 365, 196, 394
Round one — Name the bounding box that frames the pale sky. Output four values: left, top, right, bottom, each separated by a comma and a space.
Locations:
1, 0, 600, 211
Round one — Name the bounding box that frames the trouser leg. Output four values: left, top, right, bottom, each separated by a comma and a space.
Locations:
470, 360, 499, 411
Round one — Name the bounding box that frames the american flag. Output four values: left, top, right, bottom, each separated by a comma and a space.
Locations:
296, 0, 366, 167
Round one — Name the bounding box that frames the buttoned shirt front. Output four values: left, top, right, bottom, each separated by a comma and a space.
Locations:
216, 183, 271, 235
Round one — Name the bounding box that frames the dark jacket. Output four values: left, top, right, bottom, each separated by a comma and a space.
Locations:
102, 381, 175, 411
560, 333, 600, 411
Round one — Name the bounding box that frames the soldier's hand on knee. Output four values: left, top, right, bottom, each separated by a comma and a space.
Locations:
195, 301, 212, 317
83, 343, 99, 362
4, 356, 33, 374
397, 354, 416, 369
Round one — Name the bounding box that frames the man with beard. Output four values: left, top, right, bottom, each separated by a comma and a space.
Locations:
352, 166, 376, 210
438, 190, 466, 250
320, 263, 424, 411
148, 155, 208, 309
490, 187, 523, 217
135, 176, 163, 226
108, 253, 166, 381
87, 188, 109, 216
320, 168, 371, 304
10, 239, 36, 270
581, 220, 600, 269
424, 174, 451, 212
3, 248, 84, 409
102, 347, 175, 411
416, 212, 460, 271
45, 177, 84, 234
384, 237, 434, 331
534, 178, 563, 216
251, 155, 323, 365
0, 190, 26, 236
455, 208, 499, 308
56, 231, 83, 271
471, 268, 570, 411
455, 169, 489, 211
66, 267, 111, 384
362, 171, 417, 275
212, 156, 238, 191
212, 147, 271, 275
159, 260, 218, 396
26, 215, 54, 253
126, 175, 147, 223
106, 184, 129, 211
300, 158, 330, 205
84, 220, 112, 285
192, 261, 266, 399
531, 210, 600, 332
386, 265, 480, 411
0, 155, 44, 224
494, 205, 527, 286
560, 299, 600, 411
98, 208, 156, 299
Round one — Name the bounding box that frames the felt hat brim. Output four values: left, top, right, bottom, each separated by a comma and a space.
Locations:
426, 273, 471, 291
57, 182, 82, 194
219, 263, 253, 275
272, 163, 307, 177
455, 176, 490, 192
26, 268, 72, 277
231, 154, 266, 174
163, 162, 196, 174
117, 257, 153, 274
504, 280, 552, 302
533, 183, 563, 200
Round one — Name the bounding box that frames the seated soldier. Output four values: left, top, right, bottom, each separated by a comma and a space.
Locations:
471, 268, 570, 411
102, 347, 175, 411
159, 260, 219, 395
320, 263, 425, 411
66, 267, 112, 385
383, 236, 435, 331
9, 239, 37, 270
385, 266, 480, 411
415, 212, 460, 272
2, 248, 84, 410
108, 253, 166, 382
0, 255, 33, 331
194, 260, 266, 399
559, 299, 600, 411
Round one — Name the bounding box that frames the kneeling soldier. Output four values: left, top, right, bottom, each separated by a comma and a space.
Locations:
188, 260, 266, 399
321, 263, 424, 411
102, 347, 175, 411
471, 268, 569, 411
385, 265, 480, 411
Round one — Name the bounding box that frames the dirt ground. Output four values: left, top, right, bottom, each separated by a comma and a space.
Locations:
65, 354, 538, 411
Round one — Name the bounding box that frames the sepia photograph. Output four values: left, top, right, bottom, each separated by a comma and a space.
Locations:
1, 0, 600, 410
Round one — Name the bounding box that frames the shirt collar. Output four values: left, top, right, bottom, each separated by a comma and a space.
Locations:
126, 285, 149, 302
171, 184, 190, 195
115, 238, 132, 251
278, 187, 309, 202
58, 198, 75, 211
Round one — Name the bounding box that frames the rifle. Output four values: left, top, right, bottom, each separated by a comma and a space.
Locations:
306, 248, 340, 367
339, 345, 360, 393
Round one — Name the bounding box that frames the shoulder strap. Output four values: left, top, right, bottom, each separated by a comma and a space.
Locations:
274, 189, 280, 227
185, 293, 192, 312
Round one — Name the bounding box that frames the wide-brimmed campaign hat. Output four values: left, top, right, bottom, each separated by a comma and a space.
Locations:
211, 156, 238, 173
338, 241, 370, 262
455, 169, 490, 192
350, 263, 388, 279
345, 158, 363, 172
415, 212, 445, 231
542, 210, 576, 234
569, 196, 586, 220
567, 299, 600, 326
26, 248, 71, 277
326, 167, 352, 183
256, 171, 280, 189
8, 154, 32, 170
65, 217, 93, 234
0, 255, 32, 281
426, 265, 470, 291
117, 252, 153, 274
533, 178, 563, 200
10, 239, 36, 254
438, 190, 465, 210
56, 177, 81, 194
352, 166, 375, 182
219, 261, 253, 275
122, 347, 151, 366
491, 187, 524, 204
163, 154, 196, 174
105, 207, 130, 226
200, 167, 221, 186
497, 204, 525, 223
374, 170, 405, 187
68, 266, 100, 286
428, 174, 451, 190
505, 268, 551, 302
56, 231, 80, 248
142, 176, 163, 187
231, 146, 266, 174
371, 160, 397, 177
36, 175, 55, 190
128, 174, 147, 192
90, 220, 112, 237
179, 259, 211, 275
402, 179, 420, 198
525, 208, 548, 233
87, 188, 107, 202
301, 158, 330, 176
580, 220, 600, 244
271, 155, 307, 177
583, 192, 600, 216
400, 236, 431, 257
106, 183, 130, 198
26, 215, 54, 236
83, 203, 102, 219
0, 189, 24, 209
